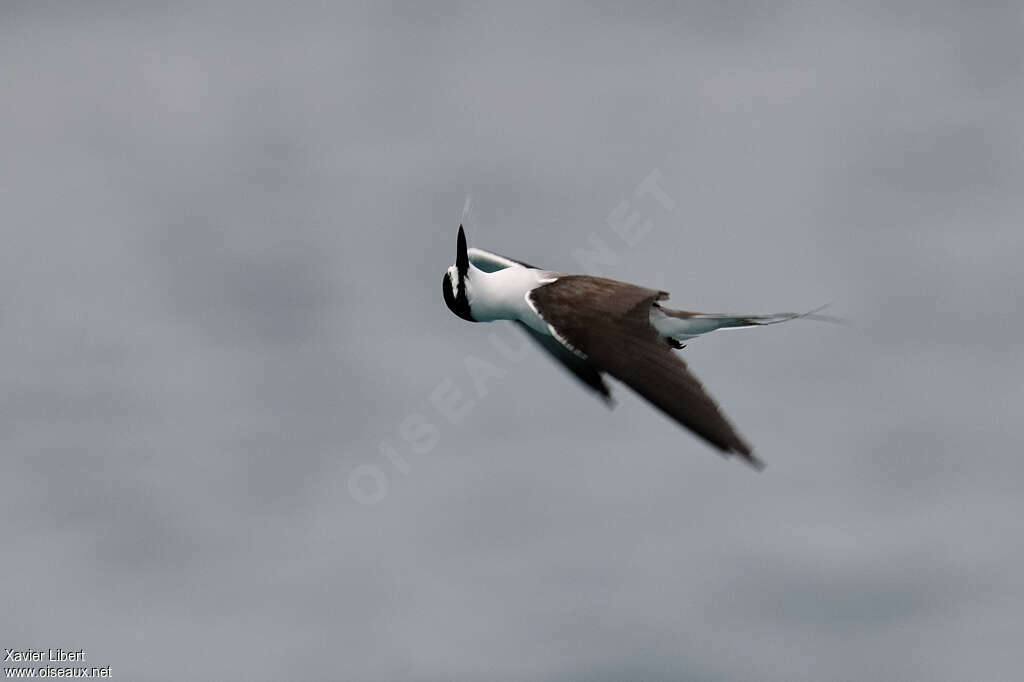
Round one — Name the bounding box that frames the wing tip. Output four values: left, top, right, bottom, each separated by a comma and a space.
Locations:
717, 438, 764, 471
739, 451, 766, 472
706, 438, 764, 471
732, 444, 765, 471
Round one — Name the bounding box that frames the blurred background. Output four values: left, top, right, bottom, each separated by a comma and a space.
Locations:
2, 2, 1021, 680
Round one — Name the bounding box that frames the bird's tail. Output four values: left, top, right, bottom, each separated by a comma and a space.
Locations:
694, 304, 846, 330
653, 303, 845, 341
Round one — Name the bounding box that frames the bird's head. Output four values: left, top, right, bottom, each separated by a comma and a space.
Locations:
442, 224, 476, 322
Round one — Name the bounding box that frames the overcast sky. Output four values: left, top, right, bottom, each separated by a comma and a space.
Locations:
2, 3, 1022, 681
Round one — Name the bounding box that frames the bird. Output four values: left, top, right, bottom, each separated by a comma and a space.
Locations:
441, 225, 835, 469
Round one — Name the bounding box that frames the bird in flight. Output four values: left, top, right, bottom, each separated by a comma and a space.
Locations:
442, 225, 834, 469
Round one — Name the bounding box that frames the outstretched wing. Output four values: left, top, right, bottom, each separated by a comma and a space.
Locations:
516, 322, 613, 404
467, 247, 540, 272
529, 275, 762, 469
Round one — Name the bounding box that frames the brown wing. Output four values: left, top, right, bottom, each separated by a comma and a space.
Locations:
515, 322, 613, 404
529, 275, 762, 469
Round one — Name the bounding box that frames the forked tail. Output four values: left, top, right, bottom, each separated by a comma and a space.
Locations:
651, 303, 845, 342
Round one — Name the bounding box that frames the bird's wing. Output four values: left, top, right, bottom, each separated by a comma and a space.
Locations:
467, 247, 540, 272
528, 275, 761, 468
515, 322, 613, 404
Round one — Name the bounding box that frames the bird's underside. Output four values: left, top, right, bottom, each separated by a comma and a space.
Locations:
526, 274, 764, 469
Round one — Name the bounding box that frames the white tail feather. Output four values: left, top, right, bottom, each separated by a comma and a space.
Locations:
652, 303, 845, 342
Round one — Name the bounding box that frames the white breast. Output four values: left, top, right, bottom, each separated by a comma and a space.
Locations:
467, 265, 557, 335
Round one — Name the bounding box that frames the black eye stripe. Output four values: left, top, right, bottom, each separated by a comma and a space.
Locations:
455, 271, 472, 320
442, 270, 474, 322
456, 270, 467, 300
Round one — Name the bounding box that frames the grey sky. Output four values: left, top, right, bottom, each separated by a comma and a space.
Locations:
2, 3, 1022, 681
